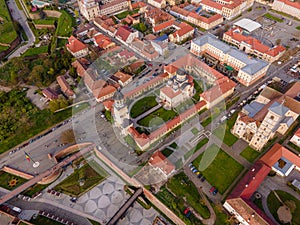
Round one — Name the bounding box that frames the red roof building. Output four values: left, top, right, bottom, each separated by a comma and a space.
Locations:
94, 34, 115, 49
169, 22, 194, 43
115, 26, 138, 44
66, 36, 89, 58
224, 143, 300, 225
56, 76, 76, 98
149, 151, 175, 177
272, 0, 300, 19
42, 88, 58, 101
223, 28, 286, 62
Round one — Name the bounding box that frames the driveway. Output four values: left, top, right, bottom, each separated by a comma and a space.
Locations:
6, 0, 35, 59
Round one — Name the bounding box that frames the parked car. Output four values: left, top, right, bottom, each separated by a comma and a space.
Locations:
192, 168, 198, 173
213, 188, 218, 195
209, 186, 216, 193
201, 176, 206, 182
188, 163, 193, 168
197, 173, 202, 178
196, 171, 201, 175
190, 166, 196, 171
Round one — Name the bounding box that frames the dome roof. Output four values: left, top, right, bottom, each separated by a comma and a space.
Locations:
177, 68, 185, 76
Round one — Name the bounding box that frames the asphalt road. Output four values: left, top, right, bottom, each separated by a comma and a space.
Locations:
6, 0, 35, 59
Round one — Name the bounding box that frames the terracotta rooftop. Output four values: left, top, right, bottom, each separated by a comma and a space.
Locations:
149, 151, 175, 176
115, 26, 134, 42
56, 76, 75, 97
153, 20, 175, 33
276, 0, 300, 9
42, 88, 58, 100
94, 34, 114, 49
118, 49, 135, 59
93, 85, 116, 100
103, 99, 114, 111
66, 36, 87, 53
112, 71, 132, 84
293, 127, 300, 138
200, 77, 236, 103
160, 86, 182, 99
260, 143, 300, 168
171, 22, 194, 39
131, 1, 147, 9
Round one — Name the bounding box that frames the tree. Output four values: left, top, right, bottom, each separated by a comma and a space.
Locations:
276, 39, 281, 45
61, 129, 76, 144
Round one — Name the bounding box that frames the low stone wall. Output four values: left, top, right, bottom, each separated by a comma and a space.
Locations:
44, 10, 61, 18
34, 24, 55, 29
54, 142, 94, 162
2, 166, 33, 180
38, 168, 62, 185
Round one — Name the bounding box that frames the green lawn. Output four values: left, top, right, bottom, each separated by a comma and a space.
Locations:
264, 13, 283, 22
137, 107, 177, 128
267, 190, 300, 225
23, 183, 49, 197
156, 187, 202, 225
0, 171, 27, 190
296, 26, 300, 30
288, 142, 300, 153
184, 138, 209, 160
30, 215, 64, 225
115, 9, 139, 20
130, 96, 158, 118
240, 146, 261, 163
34, 18, 57, 25
22, 45, 48, 57
0, 45, 9, 52
169, 142, 178, 149
54, 161, 108, 196
193, 144, 244, 194
213, 112, 238, 146
253, 197, 264, 212
191, 127, 199, 135
161, 148, 173, 157
57, 38, 67, 48
167, 172, 210, 219
0, 0, 18, 44
88, 219, 101, 225
56, 10, 74, 37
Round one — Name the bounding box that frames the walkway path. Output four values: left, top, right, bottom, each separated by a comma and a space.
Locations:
131, 103, 162, 126
6, 0, 35, 59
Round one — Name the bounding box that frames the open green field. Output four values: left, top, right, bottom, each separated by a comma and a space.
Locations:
296, 26, 300, 30
240, 146, 261, 163
30, 215, 64, 225
0, 0, 18, 44
22, 45, 48, 57
213, 112, 238, 146
264, 13, 283, 22
267, 190, 300, 225
0, 171, 27, 190
137, 107, 177, 127
130, 96, 158, 118
54, 161, 108, 196
167, 172, 210, 219
193, 144, 244, 194
56, 10, 74, 37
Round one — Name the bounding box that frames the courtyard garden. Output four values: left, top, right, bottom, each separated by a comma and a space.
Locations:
240, 146, 261, 163
193, 144, 244, 194
115, 9, 139, 20
54, 160, 108, 196
130, 96, 158, 118
263, 13, 283, 22
0, 0, 18, 44
137, 107, 178, 128
0, 171, 27, 190
213, 112, 238, 146
267, 190, 300, 225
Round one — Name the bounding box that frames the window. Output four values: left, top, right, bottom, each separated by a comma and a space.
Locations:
270, 115, 274, 120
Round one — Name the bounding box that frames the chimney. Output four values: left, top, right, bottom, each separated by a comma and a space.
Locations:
252, 213, 255, 217
252, 168, 255, 172
253, 176, 255, 180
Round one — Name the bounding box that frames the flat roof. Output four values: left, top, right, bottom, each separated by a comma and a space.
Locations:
233, 18, 261, 33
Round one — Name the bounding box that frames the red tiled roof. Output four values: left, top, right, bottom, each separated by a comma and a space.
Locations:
93, 85, 116, 100
153, 20, 174, 33
228, 160, 271, 200
118, 49, 135, 59
276, 0, 300, 10
224, 28, 285, 57
72, 60, 87, 77
160, 86, 182, 99
112, 71, 132, 84
66, 36, 87, 53
94, 34, 114, 49
171, 22, 194, 38
56, 76, 75, 97
42, 88, 58, 100
115, 26, 133, 42
200, 77, 236, 103
293, 127, 300, 138
260, 143, 300, 168
131, 1, 147, 9
149, 151, 175, 175
103, 99, 114, 111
